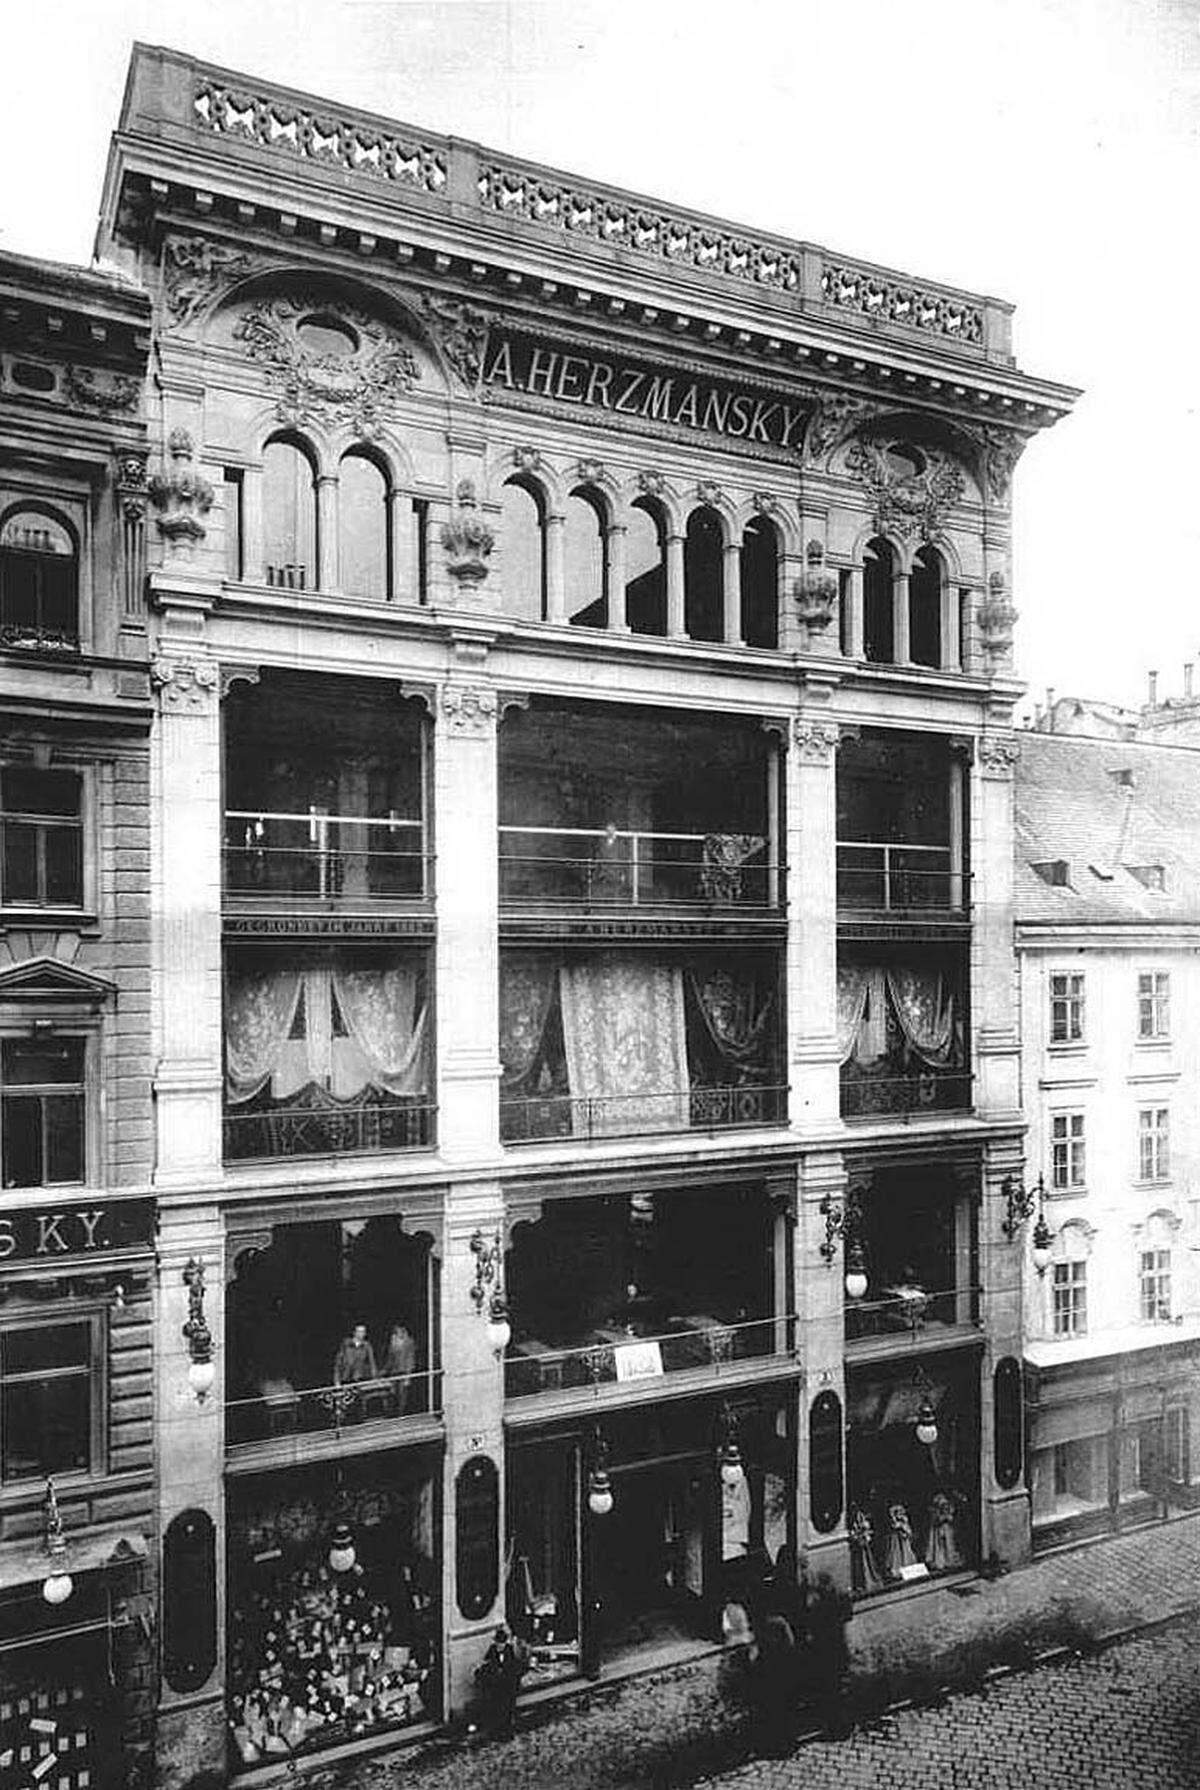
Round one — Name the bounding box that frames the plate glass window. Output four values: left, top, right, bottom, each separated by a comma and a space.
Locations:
1137, 971, 1170, 1040
0, 1318, 95, 1482
1052, 1260, 1087, 1337
1, 1036, 85, 1188
1, 767, 83, 907
1139, 1248, 1172, 1322
0, 510, 78, 647
1138, 1107, 1170, 1183
1049, 972, 1085, 1045
1051, 1112, 1086, 1191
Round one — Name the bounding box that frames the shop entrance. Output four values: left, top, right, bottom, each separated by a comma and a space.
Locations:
599, 1454, 719, 1661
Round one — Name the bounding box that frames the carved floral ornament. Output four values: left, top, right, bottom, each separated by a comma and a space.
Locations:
151, 656, 219, 712
148, 429, 214, 552
978, 734, 1020, 778
63, 365, 141, 414
440, 683, 498, 735
114, 451, 149, 523
233, 294, 420, 437
845, 438, 965, 543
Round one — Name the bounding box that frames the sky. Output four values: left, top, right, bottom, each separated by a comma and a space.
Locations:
3, 0, 1198, 715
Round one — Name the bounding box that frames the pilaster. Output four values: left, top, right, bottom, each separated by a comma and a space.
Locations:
971, 733, 1022, 1120
787, 713, 842, 1132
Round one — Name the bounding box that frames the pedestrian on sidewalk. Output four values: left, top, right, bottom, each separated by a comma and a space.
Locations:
806, 1572, 853, 1738
748, 1612, 803, 1757
474, 1624, 529, 1738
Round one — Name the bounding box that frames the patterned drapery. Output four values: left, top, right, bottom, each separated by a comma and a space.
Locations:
688, 965, 774, 1070
886, 968, 957, 1067
559, 955, 688, 1135
226, 967, 302, 1103
333, 961, 427, 1093
226, 957, 426, 1103
836, 965, 889, 1065
499, 954, 558, 1086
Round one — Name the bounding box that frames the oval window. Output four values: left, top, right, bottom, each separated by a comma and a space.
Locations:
296, 314, 358, 359
11, 361, 56, 393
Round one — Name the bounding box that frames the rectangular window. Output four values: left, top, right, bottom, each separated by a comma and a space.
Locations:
1051, 1112, 1086, 1190
1, 1037, 85, 1188
1167, 1408, 1191, 1484
1137, 971, 1170, 1040
1138, 1107, 1170, 1182
1052, 1259, 1087, 1336
223, 468, 244, 583
1139, 1248, 1172, 1322
0, 1317, 98, 1482
1, 767, 83, 907
1049, 972, 1085, 1045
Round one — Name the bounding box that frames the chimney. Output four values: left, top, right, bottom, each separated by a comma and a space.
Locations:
1148, 670, 1158, 706
1186, 663, 1194, 700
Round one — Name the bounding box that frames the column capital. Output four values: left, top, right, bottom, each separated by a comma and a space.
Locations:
440, 681, 498, 736
151, 655, 219, 712
791, 716, 841, 763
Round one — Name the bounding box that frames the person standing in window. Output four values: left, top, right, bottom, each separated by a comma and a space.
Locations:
381, 1318, 416, 1414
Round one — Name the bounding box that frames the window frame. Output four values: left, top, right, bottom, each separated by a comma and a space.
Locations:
0, 1032, 90, 1192
1136, 970, 1170, 1042
1, 762, 89, 915
1137, 1106, 1171, 1184
1138, 1247, 1172, 1323
0, 1307, 107, 1489
1049, 971, 1085, 1046
0, 501, 82, 651
1050, 1110, 1086, 1192
1051, 1258, 1087, 1337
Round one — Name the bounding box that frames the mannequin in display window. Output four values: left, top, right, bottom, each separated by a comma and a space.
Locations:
925, 1489, 963, 1572
882, 1499, 918, 1578
381, 1320, 417, 1414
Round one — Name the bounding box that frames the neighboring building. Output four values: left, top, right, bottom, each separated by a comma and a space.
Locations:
92, 44, 1074, 1784
1015, 731, 1200, 1553
0, 253, 157, 1785
1030, 666, 1200, 744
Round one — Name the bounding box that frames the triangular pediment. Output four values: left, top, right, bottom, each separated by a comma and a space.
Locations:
0, 955, 116, 1002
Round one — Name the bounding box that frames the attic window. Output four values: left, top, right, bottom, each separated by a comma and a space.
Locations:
1032, 860, 1070, 887
1109, 768, 1135, 789
1127, 864, 1166, 892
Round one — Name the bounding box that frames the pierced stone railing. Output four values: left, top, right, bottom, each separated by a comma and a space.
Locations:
193, 81, 448, 193
820, 262, 984, 345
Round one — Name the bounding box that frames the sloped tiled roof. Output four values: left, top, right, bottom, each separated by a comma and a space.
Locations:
1014, 731, 1200, 924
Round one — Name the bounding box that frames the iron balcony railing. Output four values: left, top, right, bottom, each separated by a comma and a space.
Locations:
840, 1070, 972, 1121
226, 1366, 440, 1448
836, 841, 967, 914
223, 1097, 436, 1162
500, 1081, 788, 1143
505, 1312, 794, 1400
845, 1282, 982, 1343
224, 808, 428, 901
499, 824, 783, 909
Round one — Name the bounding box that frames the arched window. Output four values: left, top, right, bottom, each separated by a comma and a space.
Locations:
684, 506, 723, 642
626, 498, 667, 636
740, 515, 778, 649
565, 488, 607, 628
0, 509, 78, 647
910, 545, 943, 669
501, 477, 547, 621
338, 451, 390, 599
262, 436, 318, 591
862, 536, 895, 664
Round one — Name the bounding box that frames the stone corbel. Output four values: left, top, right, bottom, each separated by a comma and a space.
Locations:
218, 665, 262, 699
441, 479, 494, 589
977, 734, 1020, 779
114, 449, 150, 621
148, 429, 214, 557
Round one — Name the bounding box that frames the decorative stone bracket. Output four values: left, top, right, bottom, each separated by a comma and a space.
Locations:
148, 430, 214, 556
977, 570, 1018, 666
151, 656, 219, 712
441, 481, 494, 588
794, 539, 839, 634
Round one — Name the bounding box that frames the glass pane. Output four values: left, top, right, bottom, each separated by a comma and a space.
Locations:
564, 493, 604, 624
0, 554, 39, 630
1, 1373, 91, 1480
1, 1094, 42, 1187
2, 821, 38, 903
263, 441, 317, 588
41, 556, 78, 639
3, 1039, 85, 1086
44, 824, 83, 904
5, 1322, 91, 1376
3, 768, 81, 817
339, 455, 388, 598
44, 1094, 85, 1184
500, 481, 544, 619
0, 511, 74, 555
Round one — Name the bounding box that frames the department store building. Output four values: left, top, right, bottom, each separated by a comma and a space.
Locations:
92, 44, 1076, 1782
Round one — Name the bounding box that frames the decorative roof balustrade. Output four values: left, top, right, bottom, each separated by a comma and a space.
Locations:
193, 79, 449, 194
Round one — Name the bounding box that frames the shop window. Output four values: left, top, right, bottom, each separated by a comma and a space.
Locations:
1050, 1112, 1086, 1191
1052, 1260, 1087, 1337
501, 476, 547, 620
262, 435, 318, 590
740, 515, 778, 648
1030, 1434, 1109, 1526
564, 488, 607, 627
226, 1216, 436, 1443
862, 536, 894, 664
909, 545, 943, 668
1137, 971, 1170, 1040
626, 497, 667, 636
1049, 971, 1085, 1045
684, 505, 723, 642
506, 1437, 580, 1680
1, 1036, 86, 1188
842, 1163, 975, 1339
0, 507, 79, 648
1, 767, 84, 909
1138, 1106, 1170, 1182
1139, 1248, 1172, 1322
338, 451, 390, 599
0, 1315, 100, 1482
838, 952, 969, 1120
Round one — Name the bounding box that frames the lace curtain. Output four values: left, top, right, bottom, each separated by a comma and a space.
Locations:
333, 961, 427, 1094
499, 955, 558, 1087
688, 965, 774, 1071
226, 957, 426, 1103
836, 965, 889, 1065
559, 955, 688, 1135
887, 968, 957, 1067
226, 968, 303, 1104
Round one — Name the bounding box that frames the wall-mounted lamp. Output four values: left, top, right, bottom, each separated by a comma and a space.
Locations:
844, 1238, 869, 1303
587, 1428, 614, 1517
328, 1519, 357, 1575
42, 1478, 73, 1606
717, 1404, 744, 1487
820, 1192, 868, 1300
818, 1194, 846, 1264
469, 1229, 512, 1355
1001, 1174, 1055, 1275
181, 1258, 216, 1403
913, 1369, 939, 1448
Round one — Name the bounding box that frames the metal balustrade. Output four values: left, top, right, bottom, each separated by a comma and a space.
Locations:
505, 1312, 793, 1401
223, 1097, 436, 1162
500, 1082, 788, 1143
840, 1070, 972, 1120
224, 809, 428, 901
226, 1366, 440, 1448
845, 1283, 981, 1343
836, 841, 965, 913
499, 824, 781, 908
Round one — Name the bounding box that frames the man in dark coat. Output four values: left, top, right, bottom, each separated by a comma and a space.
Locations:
806, 1572, 854, 1737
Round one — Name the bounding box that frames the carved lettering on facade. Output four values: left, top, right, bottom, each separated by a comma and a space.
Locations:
791, 717, 841, 763
151, 656, 220, 712
440, 684, 498, 735
232, 293, 420, 435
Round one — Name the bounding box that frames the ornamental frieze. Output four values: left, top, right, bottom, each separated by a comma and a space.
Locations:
63, 366, 142, 414
414, 293, 492, 389
162, 235, 263, 329
232, 293, 420, 435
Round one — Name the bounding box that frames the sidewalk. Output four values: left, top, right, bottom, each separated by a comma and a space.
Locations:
319, 1514, 1200, 1790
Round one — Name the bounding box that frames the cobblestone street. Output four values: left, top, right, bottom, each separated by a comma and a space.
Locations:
697, 1613, 1200, 1789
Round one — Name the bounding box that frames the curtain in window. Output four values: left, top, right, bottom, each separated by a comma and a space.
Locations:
225, 967, 303, 1103
559, 955, 688, 1134
886, 968, 956, 1067
836, 965, 888, 1064
499, 955, 558, 1086
332, 961, 427, 1094
687, 965, 774, 1071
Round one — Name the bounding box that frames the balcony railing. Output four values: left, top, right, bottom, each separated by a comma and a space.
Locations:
505, 1313, 792, 1400
224, 809, 427, 902
840, 1070, 972, 1120
224, 1096, 435, 1162
500, 1081, 788, 1143
499, 825, 782, 909
837, 842, 965, 914
845, 1282, 981, 1343
226, 1366, 440, 1449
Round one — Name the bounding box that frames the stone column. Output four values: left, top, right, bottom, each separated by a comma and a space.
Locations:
606, 523, 629, 632
786, 715, 842, 1133
545, 512, 566, 622
389, 489, 416, 603
241, 466, 263, 586
150, 653, 224, 1186
978, 1136, 1030, 1567
317, 473, 339, 593
796, 1149, 851, 1586
893, 569, 911, 665
942, 574, 961, 671
722, 540, 742, 646
844, 566, 864, 659
435, 681, 501, 1158
666, 532, 686, 639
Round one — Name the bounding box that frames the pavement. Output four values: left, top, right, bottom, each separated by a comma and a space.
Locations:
315, 1513, 1200, 1790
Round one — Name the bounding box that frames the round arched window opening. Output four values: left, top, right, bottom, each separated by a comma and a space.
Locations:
0, 507, 79, 646
339, 450, 391, 599
262, 436, 319, 591
501, 477, 548, 621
